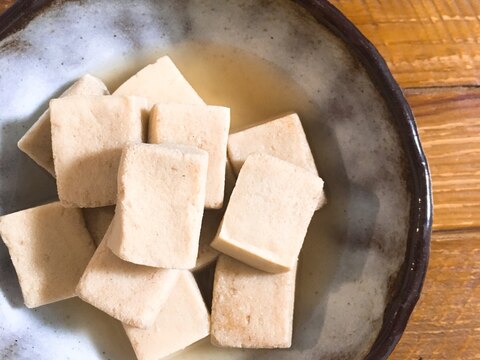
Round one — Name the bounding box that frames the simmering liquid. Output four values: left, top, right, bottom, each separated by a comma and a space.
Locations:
99, 41, 342, 360
101, 41, 319, 132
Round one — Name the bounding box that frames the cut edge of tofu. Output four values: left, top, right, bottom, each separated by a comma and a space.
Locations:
211, 219, 293, 274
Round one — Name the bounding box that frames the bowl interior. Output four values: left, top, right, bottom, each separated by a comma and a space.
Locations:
0, 1, 411, 359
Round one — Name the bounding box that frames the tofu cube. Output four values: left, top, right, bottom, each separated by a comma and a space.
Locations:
76, 234, 180, 328
113, 56, 204, 106
0, 202, 95, 308
227, 113, 325, 208
17, 74, 109, 176
211, 153, 323, 273
228, 113, 317, 175
50, 95, 148, 207
107, 143, 208, 269
82, 206, 115, 247
149, 104, 230, 209
124, 271, 210, 360
211, 255, 296, 348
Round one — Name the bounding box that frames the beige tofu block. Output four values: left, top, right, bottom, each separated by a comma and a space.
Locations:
50, 95, 148, 208
17, 74, 109, 176
228, 113, 317, 175
113, 56, 204, 106
124, 271, 210, 360
228, 113, 326, 208
211, 153, 323, 273
211, 255, 296, 348
107, 143, 208, 269
149, 104, 230, 209
0, 202, 95, 308
76, 233, 180, 328
82, 206, 115, 247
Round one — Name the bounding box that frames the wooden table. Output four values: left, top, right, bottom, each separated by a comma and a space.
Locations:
328, 2, 480, 359
1, 1, 479, 359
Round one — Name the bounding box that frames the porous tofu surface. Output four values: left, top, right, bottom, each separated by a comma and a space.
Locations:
107, 143, 208, 269
50, 95, 147, 208
211, 153, 324, 273
211, 256, 296, 348
82, 206, 115, 247
113, 56, 204, 105
0, 202, 95, 308
149, 104, 230, 209
227, 113, 318, 176
76, 232, 180, 328
124, 271, 210, 360
17, 74, 109, 175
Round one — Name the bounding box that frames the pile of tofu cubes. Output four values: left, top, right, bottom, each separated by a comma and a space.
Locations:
0, 56, 325, 360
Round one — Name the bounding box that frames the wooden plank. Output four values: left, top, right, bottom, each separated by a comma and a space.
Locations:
0, 0, 14, 13
330, 0, 480, 88
406, 88, 480, 231
391, 229, 480, 359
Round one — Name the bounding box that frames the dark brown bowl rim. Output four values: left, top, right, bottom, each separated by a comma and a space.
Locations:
0, 1, 432, 359
293, 2, 432, 359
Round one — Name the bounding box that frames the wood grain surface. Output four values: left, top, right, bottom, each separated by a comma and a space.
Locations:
331, 0, 480, 88
0, 0, 13, 12
1, 1, 479, 359
406, 88, 480, 231
391, 230, 480, 360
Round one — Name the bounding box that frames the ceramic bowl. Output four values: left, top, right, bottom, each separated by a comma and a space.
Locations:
0, 1, 432, 359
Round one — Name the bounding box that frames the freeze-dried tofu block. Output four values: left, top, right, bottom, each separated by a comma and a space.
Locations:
149, 104, 230, 209
76, 234, 180, 328
107, 143, 208, 269
17, 74, 109, 176
0, 202, 95, 308
113, 56, 204, 106
211, 256, 296, 348
228, 113, 326, 208
228, 113, 317, 175
124, 271, 210, 360
211, 153, 323, 273
50, 95, 148, 207
82, 206, 115, 247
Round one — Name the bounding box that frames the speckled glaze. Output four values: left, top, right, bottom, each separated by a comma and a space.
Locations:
0, 1, 431, 360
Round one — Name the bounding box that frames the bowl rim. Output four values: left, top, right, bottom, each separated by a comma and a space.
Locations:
294, 1, 432, 359
0, 1, 433, 359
